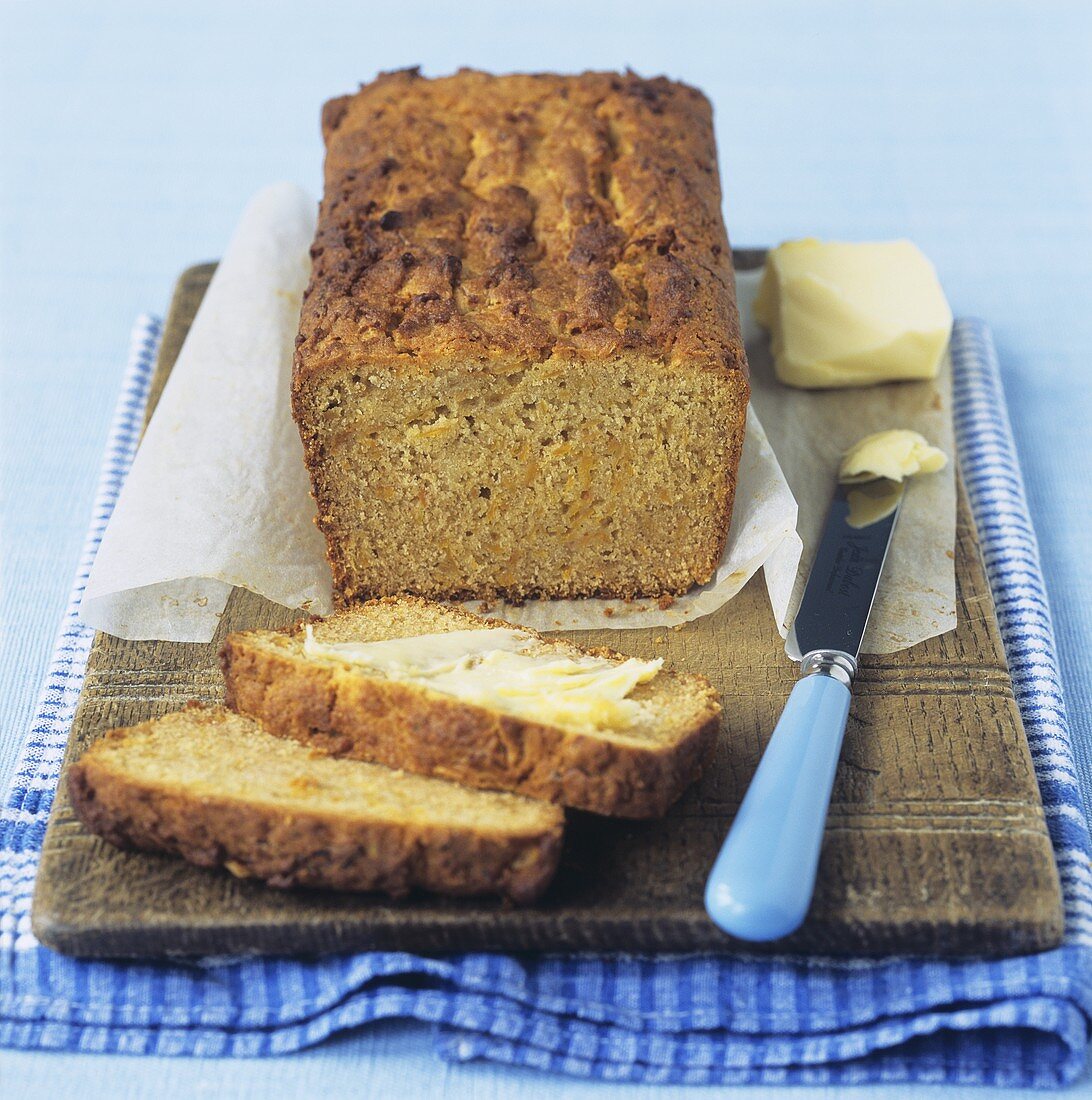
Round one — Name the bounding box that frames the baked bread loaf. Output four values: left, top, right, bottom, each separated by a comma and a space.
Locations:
221, 597, 721, 818
68, 705, 563, 903
294, 68, 749, 604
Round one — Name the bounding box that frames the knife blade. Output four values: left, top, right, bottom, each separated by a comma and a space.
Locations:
787, 478, 905, 661
705, 477, 905, 943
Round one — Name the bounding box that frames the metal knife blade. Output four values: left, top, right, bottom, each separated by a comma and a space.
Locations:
786, 478, 905, 662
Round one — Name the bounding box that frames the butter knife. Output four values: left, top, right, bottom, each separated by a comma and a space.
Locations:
704, 478, 905, 942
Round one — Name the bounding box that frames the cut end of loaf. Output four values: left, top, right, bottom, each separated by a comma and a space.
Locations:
296, 360, 748, 603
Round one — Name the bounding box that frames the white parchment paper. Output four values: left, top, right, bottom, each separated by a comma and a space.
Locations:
81, 184, 334, 641
81, 184, 801, 642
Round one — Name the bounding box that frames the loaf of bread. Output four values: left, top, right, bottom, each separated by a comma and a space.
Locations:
221, 597, 721, 818
68, 705, 563, 903
294, 68, 749, 604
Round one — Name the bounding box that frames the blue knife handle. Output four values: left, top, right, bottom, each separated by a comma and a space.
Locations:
704, 674, 851, 942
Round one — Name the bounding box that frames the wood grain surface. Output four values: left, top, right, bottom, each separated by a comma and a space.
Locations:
31, 255, 1065, 959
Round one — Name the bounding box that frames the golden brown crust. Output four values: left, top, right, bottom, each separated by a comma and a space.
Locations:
68, 710, 563, 904
294, 67, 746, 382
220, 598, 722, 818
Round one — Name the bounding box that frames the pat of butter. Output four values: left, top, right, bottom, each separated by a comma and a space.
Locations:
303, 627, 663, 733
839, 430, 948, 484
753, 239, 953, 388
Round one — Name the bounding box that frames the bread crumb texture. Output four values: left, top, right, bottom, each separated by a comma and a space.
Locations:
295, 69, 749, 604
68, 705, 563, 903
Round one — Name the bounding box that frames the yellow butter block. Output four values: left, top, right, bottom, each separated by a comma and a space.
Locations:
754, 239, 953, 388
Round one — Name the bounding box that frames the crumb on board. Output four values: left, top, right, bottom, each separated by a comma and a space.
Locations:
654, 635, 666, 645
657, 594, 676, 610
603, 607, 615, 618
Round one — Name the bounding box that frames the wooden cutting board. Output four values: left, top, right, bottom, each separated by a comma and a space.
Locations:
32, 255, 1064, 959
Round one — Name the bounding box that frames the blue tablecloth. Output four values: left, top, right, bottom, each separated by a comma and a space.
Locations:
3, 2, 1091, 1096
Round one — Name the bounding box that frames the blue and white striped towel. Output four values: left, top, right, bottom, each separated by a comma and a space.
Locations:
1, 317, 1090, 1086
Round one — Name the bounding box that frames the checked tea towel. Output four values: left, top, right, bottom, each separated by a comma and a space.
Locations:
1, 316, 1091, 1086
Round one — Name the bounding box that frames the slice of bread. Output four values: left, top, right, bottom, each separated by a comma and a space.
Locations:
68, 705, 563, 903
221, 597, 721, 818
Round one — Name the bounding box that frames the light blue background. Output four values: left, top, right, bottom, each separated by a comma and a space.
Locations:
2, 1, 1090, 1095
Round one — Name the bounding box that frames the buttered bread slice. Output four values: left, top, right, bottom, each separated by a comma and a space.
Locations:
69, 705, 563, 903
221, 597, 721, 818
